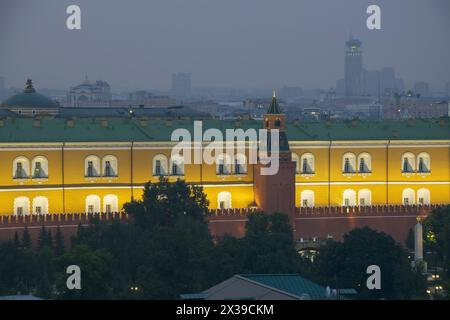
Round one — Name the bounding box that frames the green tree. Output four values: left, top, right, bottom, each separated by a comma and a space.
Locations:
123, 178, 210, 229
405, 228, 414, 252
55, 245, 114, 299
13, 231, 21, 247
22, 226, 32, 249
423, 205, 450, 277
314, 227, 426, 299
54, 226, 65, 256
38, 226, 48, 249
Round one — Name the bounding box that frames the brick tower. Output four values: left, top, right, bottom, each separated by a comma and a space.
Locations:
254, 91, 296, 227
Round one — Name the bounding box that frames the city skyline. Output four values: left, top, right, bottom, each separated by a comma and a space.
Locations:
0, 0, 449, 92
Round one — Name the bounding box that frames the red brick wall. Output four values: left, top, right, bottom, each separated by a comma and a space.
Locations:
0, 206, 439, 247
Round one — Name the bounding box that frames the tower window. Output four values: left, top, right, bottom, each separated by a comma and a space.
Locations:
274, 119, 281, 127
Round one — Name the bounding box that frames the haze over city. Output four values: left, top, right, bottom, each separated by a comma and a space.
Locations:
1, 0, 449, 92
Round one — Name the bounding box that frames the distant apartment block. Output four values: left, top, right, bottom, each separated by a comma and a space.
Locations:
383, 97, 449, 120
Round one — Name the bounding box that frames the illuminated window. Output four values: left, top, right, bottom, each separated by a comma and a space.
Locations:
358, 189, 371, 206
32, 156, 48, 178
32, 196, 49, 214
216, 154, 231, 175
218, 191, 232, 209
301, 190, 315, 207
170, 154, 184, 176
402, 188, 415, 206
234, 154, 247, 174
300, 153, 315, 174
401, 153, 415, 173
13, 156, 30, 179
342, 153, 356, 173
85, 155, 100, 177
357, 153, 371, 173
14, 196, 30, 215
85, 195, 101, 213
417, 152, 431, 173
153, 155, 168, 176
102, 155, 118, 177
343, 189, 356, 206
417, 188, 430, 205
103, 194, 118, 213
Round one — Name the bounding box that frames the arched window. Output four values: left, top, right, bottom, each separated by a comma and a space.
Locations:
153, 154, 168, 176
358, 189, 372, 206
343, 189, 356, 207
417, 188, 430, 206
342, 153, 356, 173
217, 191, 232, 209
85, 155, 100, 177
170, 154, 185, 176
102, 155, 118, 177
234, 154, 247, 174
402, 188, 415, 206
32, 196, 49, 214
300, 153, 315, 174
417, 152, 431, 173
13, 156, 30, 179
401, 152, 415, 173
357, 153, 372, 173
300, 190, 315, 207
32, 156, 48, 178
85, 195, 101, 213
14, 196, 30, 215
216, 154, 232, 175
103, 194, 118, 213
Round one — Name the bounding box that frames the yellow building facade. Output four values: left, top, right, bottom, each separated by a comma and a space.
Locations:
0, 123, 449, 216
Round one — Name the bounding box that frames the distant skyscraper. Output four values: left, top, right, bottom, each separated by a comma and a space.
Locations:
345, 36, 363, 96
171, 73, 191, 100
445, 81, 450, 98
414, 81, 430, 98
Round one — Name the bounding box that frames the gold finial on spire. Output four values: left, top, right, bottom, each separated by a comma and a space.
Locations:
272, 90, 276, 98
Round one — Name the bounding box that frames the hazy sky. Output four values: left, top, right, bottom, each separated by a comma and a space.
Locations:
0, 0, 449, 92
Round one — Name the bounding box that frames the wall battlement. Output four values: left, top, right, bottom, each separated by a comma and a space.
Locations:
0, 205, 446, 246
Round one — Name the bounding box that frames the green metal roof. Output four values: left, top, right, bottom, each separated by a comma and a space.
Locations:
0, 117, 448, 143
1, 79, 59, 109
240, 274, 328, 300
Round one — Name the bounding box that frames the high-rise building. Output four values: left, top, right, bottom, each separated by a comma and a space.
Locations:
171, 73, 191, 100
345, 36, 363, 96
445, 81, 450, 98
